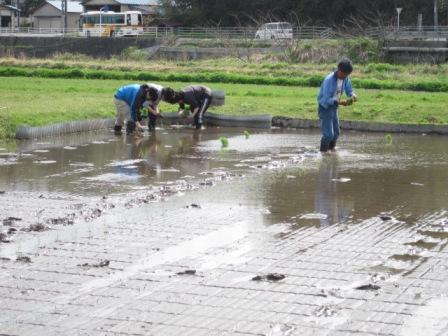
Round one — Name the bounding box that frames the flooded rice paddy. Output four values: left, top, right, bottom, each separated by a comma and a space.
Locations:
1, 126, 448, 335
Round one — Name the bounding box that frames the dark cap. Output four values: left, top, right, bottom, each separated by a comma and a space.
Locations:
337, 58, 353, 74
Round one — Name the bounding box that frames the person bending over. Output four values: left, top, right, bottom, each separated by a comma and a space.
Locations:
143, 83, 173, 131
113, 83, 154, 135
164, 85, 213, 130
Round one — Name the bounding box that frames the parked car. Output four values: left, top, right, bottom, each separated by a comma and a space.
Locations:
255, 22, 293, 40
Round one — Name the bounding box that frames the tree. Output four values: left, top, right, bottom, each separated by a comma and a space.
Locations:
159, 0, 444, 27
21, 0, 45, 16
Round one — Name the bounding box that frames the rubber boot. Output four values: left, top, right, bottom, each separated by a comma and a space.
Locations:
126, 121, 136, 135
320, 141, 329, 153
329, 140, 336, 151
148, 115, 157, 132
114, 125, 122, 135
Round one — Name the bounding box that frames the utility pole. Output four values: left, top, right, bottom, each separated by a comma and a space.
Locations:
61, 0, 67, 31
16, 0, 20, 28
434, 0, 438, 27
396, 7, 402, 31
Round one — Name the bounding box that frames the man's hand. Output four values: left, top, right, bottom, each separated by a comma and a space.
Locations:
351, 94, 357, 102
136, 121, 144, 131
338, 100, 348, 106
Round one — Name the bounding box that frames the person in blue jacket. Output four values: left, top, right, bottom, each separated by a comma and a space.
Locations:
317, 59, 357, 153
113, 83, 157, 135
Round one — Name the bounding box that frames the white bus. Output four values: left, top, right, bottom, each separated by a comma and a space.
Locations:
80, 11, 143, 37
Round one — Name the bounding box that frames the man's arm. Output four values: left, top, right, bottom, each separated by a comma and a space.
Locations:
318, 77, 338, 109
344, 78, 355, 99
131, 104, 144, 130
147, 104, 160, 116
190, 107, 200, 118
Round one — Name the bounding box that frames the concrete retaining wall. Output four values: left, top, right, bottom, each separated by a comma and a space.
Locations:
15, 119, 115, 139
0, 36, 157, 58
17, 115, 448, 140
384, 39, 448, 64
272, 116, 448, 135
152, 46, 284, 60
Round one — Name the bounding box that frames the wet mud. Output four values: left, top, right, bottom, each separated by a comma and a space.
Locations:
252, 273, 286, 282
1, 126, 448, 335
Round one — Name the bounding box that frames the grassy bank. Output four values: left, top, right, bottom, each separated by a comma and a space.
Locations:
1, 76, 447, 138
1, 56, 448, 92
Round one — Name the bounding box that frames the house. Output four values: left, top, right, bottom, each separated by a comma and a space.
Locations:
0, 3, 20, 28
30, 0, 83, 30
81, 0, 160, 24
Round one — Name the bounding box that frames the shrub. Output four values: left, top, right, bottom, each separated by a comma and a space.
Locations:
119, 47, 148, 62
364, 63, 396, 73
67, 68, 85, 78
342, 38, 380, 64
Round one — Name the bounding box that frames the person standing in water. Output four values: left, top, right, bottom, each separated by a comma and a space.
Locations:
317, 59, 357, 153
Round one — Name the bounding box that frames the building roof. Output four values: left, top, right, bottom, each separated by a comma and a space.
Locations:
82, 0, 159, 6
0, 4, 20, 12
115, 0, 159, 5
129, 4, 158, 14
46, 0, 83, 13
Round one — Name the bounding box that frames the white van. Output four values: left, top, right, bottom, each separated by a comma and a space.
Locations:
255, 22, 293, 40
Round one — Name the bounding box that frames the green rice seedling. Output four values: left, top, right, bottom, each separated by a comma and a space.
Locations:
244, 130, 250, 139
220, 137, 229, 148
384, 134, 393, 145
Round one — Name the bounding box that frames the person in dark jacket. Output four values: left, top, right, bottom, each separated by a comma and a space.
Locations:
164, 85, 213, 129
317, 59, 357, 153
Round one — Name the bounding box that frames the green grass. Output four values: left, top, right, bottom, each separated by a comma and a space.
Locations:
1, 76, 447, 138
2, 57, 448, 92
1, 65, 447, 92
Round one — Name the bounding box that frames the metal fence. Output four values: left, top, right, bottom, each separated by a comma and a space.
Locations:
0, 27, 81, 36
2, 25, 447, 39
365, 26, 448, 39
145, 26, 335, 39
0, 26, 335, 39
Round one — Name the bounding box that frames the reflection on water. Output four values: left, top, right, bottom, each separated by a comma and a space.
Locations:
314, 156, 353, 226
0, 129, 213, 194
0, 128, 447, 228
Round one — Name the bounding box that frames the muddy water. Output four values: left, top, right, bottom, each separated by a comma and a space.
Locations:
1, 128, 447, 224
1, 126, 448, 335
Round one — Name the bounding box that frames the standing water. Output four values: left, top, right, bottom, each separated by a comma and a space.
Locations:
0, 127, 447, 335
